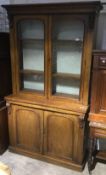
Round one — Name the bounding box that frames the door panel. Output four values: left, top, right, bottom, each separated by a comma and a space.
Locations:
100, 71, 106, 111
93, 70, 106, 113
44, 111, 76, 161
18, 19, 45, 92
14, 16, 49, 98
11, 105, 43, 153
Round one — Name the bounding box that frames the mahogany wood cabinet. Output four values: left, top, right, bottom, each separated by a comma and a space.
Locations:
3, 2, 102, 171
0, 33, 11, 153
88, 51, 106, 172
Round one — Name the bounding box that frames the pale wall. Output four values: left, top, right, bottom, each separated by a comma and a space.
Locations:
0, 0, 9, 4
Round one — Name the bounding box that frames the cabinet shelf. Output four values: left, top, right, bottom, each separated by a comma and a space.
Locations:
53, 39, 83, 44
53, 92, 79, 99
20, 38, 82, 44
52, 72, 80, 80
20, 38, 44, 42
22, 88, 44, 93
20, 69, 44, 75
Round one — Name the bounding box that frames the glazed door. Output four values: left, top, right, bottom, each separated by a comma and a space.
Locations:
44, 111, 84, 163
8, 105, 43, 153
49, 15, 85, 101
15, 16, 48, 97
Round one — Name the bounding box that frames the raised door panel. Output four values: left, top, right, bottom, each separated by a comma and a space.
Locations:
10, 105, 43, 153
100, 71, 106, 111
44, 111, 81, 162
93, 70, 106, 113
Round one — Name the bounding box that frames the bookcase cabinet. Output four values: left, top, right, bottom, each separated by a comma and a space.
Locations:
3, 1, 102, 171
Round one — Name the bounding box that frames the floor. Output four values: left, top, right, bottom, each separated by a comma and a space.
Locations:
0, 150, 106, 175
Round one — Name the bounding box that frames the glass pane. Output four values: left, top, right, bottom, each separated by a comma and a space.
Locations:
18, 20, 44, 92
52, 78, 80, 98
52, 16, 84, 99
20, 74, 44, 92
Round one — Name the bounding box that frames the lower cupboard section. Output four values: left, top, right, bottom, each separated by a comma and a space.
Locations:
7, 104, 86, 171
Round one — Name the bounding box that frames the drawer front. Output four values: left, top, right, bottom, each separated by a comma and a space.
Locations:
99, 57, 106, 67
94, 128, 106, 138
93, 55, 106, 69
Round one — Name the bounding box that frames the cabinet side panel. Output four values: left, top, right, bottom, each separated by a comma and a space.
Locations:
0, 106, 9, 153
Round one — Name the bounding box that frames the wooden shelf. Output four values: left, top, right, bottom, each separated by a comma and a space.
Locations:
52, 72, 80, 80
53, 92, 79, 99
20, 39, 82, 45
53, 39, 83, 44
20, 38, 44, 42
21, 88, 44, 93
20, 69, 44, 75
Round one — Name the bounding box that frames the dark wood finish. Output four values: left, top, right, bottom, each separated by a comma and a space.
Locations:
3, 2, 102, 171
0, 33, 11, 100
0, 104, 9, 154
52, 73, 80, 80
2, 1, 102, 14
20, 70, 44, 75
96, 152, 106, 160
88, 51, 106, 173
0, 33, 12, 154
88, 123, 106, 174
90, 51, 106, 113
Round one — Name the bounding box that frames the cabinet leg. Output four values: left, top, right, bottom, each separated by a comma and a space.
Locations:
88, 138, 94, 175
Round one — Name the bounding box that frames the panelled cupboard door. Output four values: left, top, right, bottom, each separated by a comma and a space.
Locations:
8, 105, 43, 153
44, 111, 83, 163
96, 70, 106, 113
